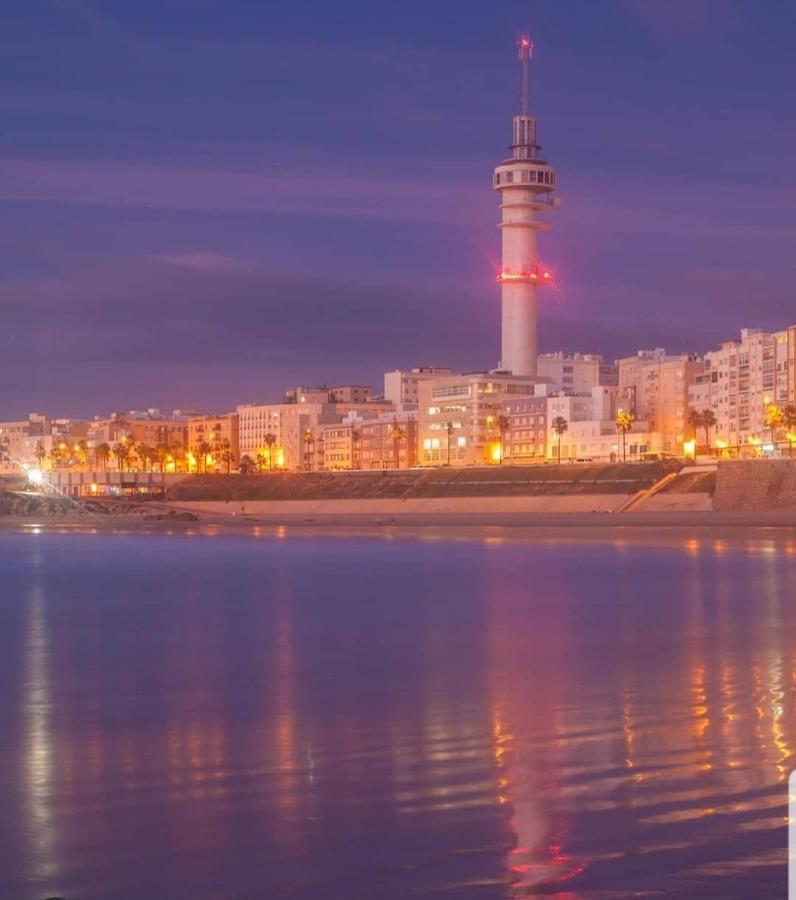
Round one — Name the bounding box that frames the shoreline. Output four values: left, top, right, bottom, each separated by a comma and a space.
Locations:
2, 508, 796, 540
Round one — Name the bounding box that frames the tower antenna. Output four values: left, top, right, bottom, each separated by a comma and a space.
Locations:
518, 33, 533, 116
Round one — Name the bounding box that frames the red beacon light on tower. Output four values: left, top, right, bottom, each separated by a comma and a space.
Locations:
497, 265, 555, 285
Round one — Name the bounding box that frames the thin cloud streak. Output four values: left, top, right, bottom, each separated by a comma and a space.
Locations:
47, 0, 121, 34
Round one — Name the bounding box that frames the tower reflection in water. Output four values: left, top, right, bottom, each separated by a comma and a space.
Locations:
483, 536, 794, 896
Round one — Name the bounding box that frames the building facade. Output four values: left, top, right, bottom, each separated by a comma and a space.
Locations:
383, 367, 455, 409
237, 401, 339, 470
500, 395, 548, 463
618, 349, 702, 454
538, 352, 616, 395
187, 413, 240, 473
358, 415, 418, 470
689, 326, 796, 449
418, 372, 536, 466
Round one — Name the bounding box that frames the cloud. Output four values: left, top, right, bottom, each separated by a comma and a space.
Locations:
0, 156, 484, 226
616, 0, 745, 42
47, 0, 120, 34
148, 251, 252, 273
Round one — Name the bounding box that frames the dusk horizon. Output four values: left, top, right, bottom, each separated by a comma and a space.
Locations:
3, 0, 795, 419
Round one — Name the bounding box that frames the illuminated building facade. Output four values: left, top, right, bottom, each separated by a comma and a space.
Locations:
417, 372, 535, 466
87, 412, 187, 451
358, 414, 418, 470
689, 325, 796, 449
500, 396, 548, 462
618, 349, 703, 453
538, 352, 616, 395
237, 401, 338, 470
494, 36, 559, 377
383, 367, 455, 409
187, 413, 240, 473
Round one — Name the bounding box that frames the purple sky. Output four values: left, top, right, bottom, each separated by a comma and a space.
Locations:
2, 0, 795, 418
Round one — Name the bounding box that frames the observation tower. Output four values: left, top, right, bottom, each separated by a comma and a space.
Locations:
494, 35, 559, 377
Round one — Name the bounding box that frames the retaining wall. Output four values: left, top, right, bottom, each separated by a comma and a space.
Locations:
713, 459, 796, 511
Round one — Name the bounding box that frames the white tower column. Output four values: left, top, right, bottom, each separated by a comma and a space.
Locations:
494, 36, 558, 378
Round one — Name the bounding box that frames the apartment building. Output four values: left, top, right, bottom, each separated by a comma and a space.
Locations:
383, 367, 455, 409
187, 413, 240, 472
689, 326, 796, 448
538, 352, 617, 394
358, 415, 418, 470
618, 349, 702, 453
417, 371, 536, 466
500, 395, 548, 463
237, 401, 340, 470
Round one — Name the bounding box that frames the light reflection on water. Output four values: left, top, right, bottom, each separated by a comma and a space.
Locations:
0, 530, 793, 899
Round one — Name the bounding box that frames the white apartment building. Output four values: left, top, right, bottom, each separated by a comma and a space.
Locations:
383, 367, 455, 409
545, 386, 662, 461
618, 349, 703, 453
417, 371, 536, 466
237, 401, 339, 470
538, 352, 617, 394
689, 326, 796, 449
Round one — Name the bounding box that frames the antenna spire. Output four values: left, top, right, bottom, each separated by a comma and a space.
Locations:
517, 33, 533, 116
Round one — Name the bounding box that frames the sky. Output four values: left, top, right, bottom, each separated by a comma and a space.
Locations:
1, 0, 795, 418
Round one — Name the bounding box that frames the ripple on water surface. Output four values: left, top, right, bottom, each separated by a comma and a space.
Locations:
0, 529, 792, 899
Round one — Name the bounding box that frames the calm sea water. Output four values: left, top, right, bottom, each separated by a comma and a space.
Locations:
0, 527, 794, 899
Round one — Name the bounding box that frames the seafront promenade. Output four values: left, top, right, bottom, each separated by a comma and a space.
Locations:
3, 460, 796, 529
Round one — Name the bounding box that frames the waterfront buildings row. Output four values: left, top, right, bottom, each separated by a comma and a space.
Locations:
3, 324, 796, 481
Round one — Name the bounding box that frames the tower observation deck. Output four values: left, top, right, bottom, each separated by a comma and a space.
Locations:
494, 34, 559, 378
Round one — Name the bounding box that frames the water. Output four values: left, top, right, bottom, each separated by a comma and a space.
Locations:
0, 527, 794, 899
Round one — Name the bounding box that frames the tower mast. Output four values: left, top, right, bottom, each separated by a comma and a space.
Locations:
518, 33, 532, 116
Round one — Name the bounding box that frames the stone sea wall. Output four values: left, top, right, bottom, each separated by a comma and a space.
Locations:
713, 459, 796, 511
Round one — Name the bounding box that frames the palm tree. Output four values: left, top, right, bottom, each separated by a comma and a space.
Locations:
351, 429, 361, 470
303, 429, 316, 471
112, 442, 130, 472
552, 416, 568, 465
496, 414, 510, 465
764, 403, 785, 448
263, 433, 277, 471
94, 442, 111, 471
783, 404, 796, 456
135, 442, 152, 472
390, 425, 406, 469
615, 409, 634, 463
74, 440, 89, 468
687, 409, 704, 445
171, 442, 185, 473
197, 440, 213, 473
219, 437, 233, 474
701, 408, 716, 449
239, 454, 256, 474
155, 442, 171, 473
49, 442, 69, 469
34, 440, 47, 469
445, 421, 454, 466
